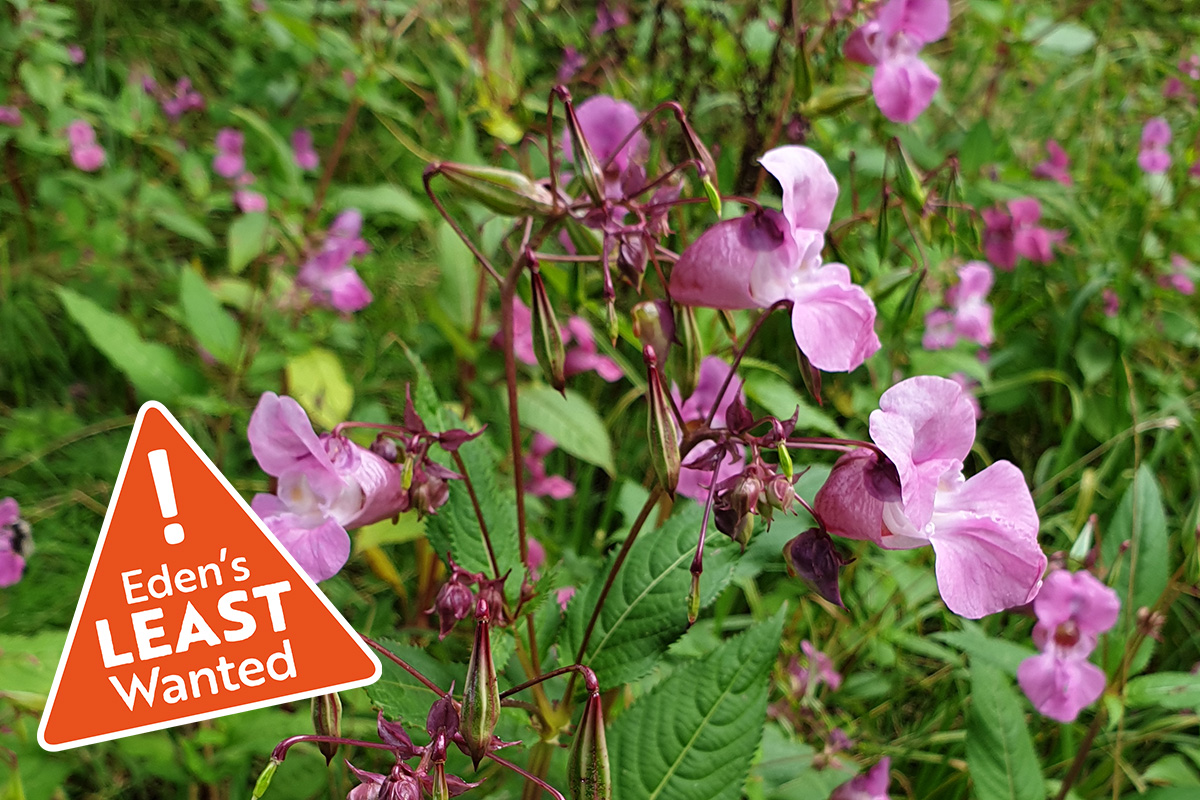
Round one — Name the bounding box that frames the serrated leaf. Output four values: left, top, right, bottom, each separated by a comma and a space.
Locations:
329, 185, 425, 222
151, 208, 217, 247
285, 348, 354, 430
966, 662, 1043, 800
56, 287, 202, 401
228, 212, 270, 274
179, 268, 240, 365
1125, 672, 1200, 710
562, 503, 738, 689
609, 610, 784, 800
365, 640, 462, 727
517, 384, 615, 475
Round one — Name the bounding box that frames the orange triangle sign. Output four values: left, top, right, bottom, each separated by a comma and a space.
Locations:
38, 401, 381, 751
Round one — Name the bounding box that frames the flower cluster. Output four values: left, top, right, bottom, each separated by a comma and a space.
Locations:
1, 498, 32, 587
1138, 117, 1171, 175
1017, 569, 1119, 722
346, 704, 482, 800
982, 198, 1064, 270
66, 120, 105, 172
431, 558, 510, 637
815, 376, 1046, 618
922, 261, 994, 351
211, 128, 267, 213
143, 76, 206, 121
296, 210, 373, 313
845, 0, 950, 123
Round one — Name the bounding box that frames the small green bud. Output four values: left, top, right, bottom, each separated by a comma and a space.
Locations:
686, 571, 701, 626
251, 758, 280, 799
891, 140, 928, 215
645, 345, 681, 496
310, 693, 342, 765
702, 176, 722, 216
673, 305, 702, 399
567, 690, 612, 800
461, 600, 500, 769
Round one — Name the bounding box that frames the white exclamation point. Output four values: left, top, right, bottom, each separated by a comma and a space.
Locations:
148, 449, 185, 545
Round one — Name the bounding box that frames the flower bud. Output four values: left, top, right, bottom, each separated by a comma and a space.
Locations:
433, 162, 558, 217
426, 691, 460, 741
676, 113, 720, 215
530, 267, 567, 393
461, 599, 501, 768
563, 100, 606, 205
801, 86, 870, 118
891, 140, 928, 215
645, 345, 681, 495
377, 711, 418, 759
729, 475, 763, 548
310, 692, 342, 764
434, 577, 474, 639
631, 300, 675, 366
413, 472, 450, 518
567, 690, 613, 800
783, 528, 851, 607
371, 435, 400, 463
251, 758, 280, 799
766, 474, 797, 513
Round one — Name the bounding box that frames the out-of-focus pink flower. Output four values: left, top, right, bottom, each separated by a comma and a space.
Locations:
789, 640, 843, 694
1160, 254, 1196, 295
670, 146, 880, 372
923, 261, 994, 350
1, 497, 32, 587
830, 757, 891, 800
1184, 55, 1200, 80
982, 198, 1065, 270
1102, 288, 1119, 317
1138, 117, 1172, 174
0, 106, 21, 127
524, 433, 575, 500
160, 77, 205, 120
564, 95, 647, 198
213, 128, 245, 179
505, 298, 623, 382
556, 586, 576, 611
291, 128, 320, 171
248, 392, 407, 581
67, 45, 85, 64
66, 120, 106, 172
949, 372, 982, 419
814, 376, 1046, 618
591, 1, 630, 36
1033, 140, 1071, 185
1017, 569, 1119, 722
1163, 77, 1189, 100
556, 46, 586, 83
672, 357, 746, 502
296, 209, 372, 312
526, 537, 546, 577
844, 0, 950, 123
234, 173, 267, 213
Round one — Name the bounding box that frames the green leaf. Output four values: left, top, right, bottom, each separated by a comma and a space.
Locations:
1103, 465, 1170, 648
517, 384, 616, 475
18, 62, 64, 108
354, 514, 426, 553
933, 622, 1037, 677
1126, 672, 1200, 710
231, 107, 302, 189
151, 208, 217, 247
328, 185, 426, 222
228, 212, 270, 274
966, 662, 1043, 800
56, 287, 201, 401
562, 503, 738, 689
285, 348, 355, 431
179, 268, 240, 366
0, 631, 68, 711
608, 610, 784, 800
365, 640, 462, 727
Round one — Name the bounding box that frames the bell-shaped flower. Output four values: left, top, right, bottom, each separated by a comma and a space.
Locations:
670, 146, 880, 372
982, 198, 1065, 270
814, 376, 1046, 618
672, 357, 746, 502
1138, 117, 1171, 174
297, 209, 373, 312
248, 392, 406, 581
1017, 569, 1119, 722
844, 0, 950, 123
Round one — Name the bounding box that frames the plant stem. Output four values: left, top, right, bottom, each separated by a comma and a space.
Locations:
270, 734, 394, 763
451, 450, 502, 578
308, 97, 362, 226
703, 299, 792, 429
360, 635, 446, 695
501, 664, 598, 699
488, 752, 565, 800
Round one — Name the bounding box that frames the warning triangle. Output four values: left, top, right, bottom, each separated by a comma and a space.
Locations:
38, 401, 381, 751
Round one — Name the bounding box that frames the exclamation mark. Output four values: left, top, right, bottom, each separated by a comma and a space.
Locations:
148, 449, 185, 545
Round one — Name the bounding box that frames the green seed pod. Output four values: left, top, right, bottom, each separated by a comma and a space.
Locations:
673, 305, 702, 399
891, 140, 928, 215
686, 571, 701, 626
251, 758, 280, 799
461, 600, 500, 769
563, 103, 606, 205
435, 162, 558, 218
645, 346, 681, 496
310, 693, 342, 765
530, 268, 567, 393
567, 690, 612, 800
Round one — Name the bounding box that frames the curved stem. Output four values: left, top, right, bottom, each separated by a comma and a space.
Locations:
361, 636, 446, 696
423, 169, 502, 284
703, 299, 791, 429
451, 450, 502, 578
487, 752, 565, 800
501, 664, 598, 699
271, 734, 396, 763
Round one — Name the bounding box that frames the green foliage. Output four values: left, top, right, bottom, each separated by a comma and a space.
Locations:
966, 662, 1044, 800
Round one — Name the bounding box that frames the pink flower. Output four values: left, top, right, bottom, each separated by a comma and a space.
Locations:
524, 433, 575, 500
291, 128, 320, 171
234, 174, 267, 213
505, 298, 622, 382
672, 357, 746, 502
564, 95, 647, 198
591, 0, 630, 36
0, 106, 21, 127
982, 198, 1065, 270
789, 640, 843, 694
161, 77, 205, 120
556, 586, 576, 611
1033, 140, 1071, 185
213, 128, 245, 179
248, 393, 407, 581
814, 376, 1046, 618
556, 46, 586, 83
1017, 569, 1119, 722
66, 120, 106, 172
67, 45, 85, 64
830, 758, 891, 800
1138, 117, 1171, 174
949, 372, 982, 419
1160, 254, 1196, 295
1102, 288, 1119, 317
297, 209, 373, 312
670, 146, 880, 372
1, 498, 32, 587
844, 0, 950, 123
923, 261, 994, 350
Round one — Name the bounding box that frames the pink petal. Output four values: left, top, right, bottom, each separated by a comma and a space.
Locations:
1017, 653, 1106, 722
844, 21, 882, 65
0, 498, 18, 528
71, 144, 106, 172
677, 441, 744, 503
951, 261, 994, 302
1008, 197, 1043, 226
928, 461, 1046, 618
567, 95, 646, 175
813, 451, 886, 545
758, 146, 840, 233
873, 375, 976, 465
872, 54, 940, 124
248, 392, 332, 477
789, 263, 881, 372
669, 215, 795, 310
877, 0, 950, 43
263, 512, 352, 582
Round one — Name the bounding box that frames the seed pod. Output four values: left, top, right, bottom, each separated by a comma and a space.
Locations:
251, 758, 280, 799
461, 599, 500, 768
567, 690, 612, 800
673, 305, 702, 399
433, 162, 558, 218
563, 101, 606, 204
644, 345, 681, 496
310, 693, 342, 764
783, 528, 851, 607
890, 139, 927, 215
530, 267, 567, 393
429, 762, 451, 800
631, 300, 675, 366
686, 570, 701, 626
